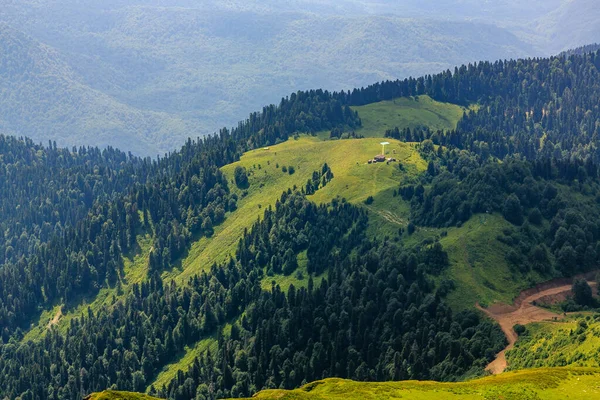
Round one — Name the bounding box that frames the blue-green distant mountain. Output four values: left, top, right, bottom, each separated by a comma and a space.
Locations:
0, 24, 195, 155
0, 1, 598, 154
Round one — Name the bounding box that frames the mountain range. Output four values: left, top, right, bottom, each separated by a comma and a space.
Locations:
1, 0, 599, 154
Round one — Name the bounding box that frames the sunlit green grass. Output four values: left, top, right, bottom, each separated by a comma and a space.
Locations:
438, 214, 546, 309
260, 251, 329, 293
233, 368, 600, 400
352, 95, 474, 138
165, 135, 426, 284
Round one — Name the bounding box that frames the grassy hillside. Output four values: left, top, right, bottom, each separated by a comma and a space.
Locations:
233, 368, 600, 400
148, 135, 425, 389
163, 135, 426, 284
85, 391, 162, 400
439, 214, 546, 310
19, 97, 567, 394
21, 95, 479, 347
352, 95, 472, 137
22, 97, 446, 389
21, 95, 583, 393
148, 96, 563, 388
507, 315, 600, 370
260, 250, 328, 292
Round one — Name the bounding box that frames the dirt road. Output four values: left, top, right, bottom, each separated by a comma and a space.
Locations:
477, 277, 597, 374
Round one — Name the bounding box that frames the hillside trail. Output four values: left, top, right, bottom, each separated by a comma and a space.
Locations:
366, 207, 435, 232
477, 273, 598, 375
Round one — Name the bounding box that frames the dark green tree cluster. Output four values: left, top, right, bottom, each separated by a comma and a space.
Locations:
0, 136, 151, 338
229, 90, 361, 149
357, 51, 600, 163
234, 166, 249, 189
0, 136, 233, 339
400, 151, 600, 277
237, 189, 365, 277
302, 163, 333, 195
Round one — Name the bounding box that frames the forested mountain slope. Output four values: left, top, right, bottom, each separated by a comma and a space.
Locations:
1, 50, 600, 400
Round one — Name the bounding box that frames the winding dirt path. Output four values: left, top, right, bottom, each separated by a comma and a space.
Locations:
374, 209, 406, 226
478, 274, 598, 374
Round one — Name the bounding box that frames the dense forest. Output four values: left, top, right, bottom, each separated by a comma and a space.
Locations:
0, 92, 359, 338
0, 191, 504, 399
1, 50, 600, 399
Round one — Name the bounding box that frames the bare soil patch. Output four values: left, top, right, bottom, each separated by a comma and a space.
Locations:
478, 272, 598, 374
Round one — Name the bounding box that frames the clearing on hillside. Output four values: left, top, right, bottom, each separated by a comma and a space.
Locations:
163, 136, 426, 284
352, 95, 472, 137
148, 336, 218, 392
438, 214, 546, 310
388, 213, 547, 312
232, 367, 600, 400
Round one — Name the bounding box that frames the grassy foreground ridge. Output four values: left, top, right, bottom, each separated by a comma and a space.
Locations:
85, 391, 162, 400
233, 368, 600, 400
88, 368, 600, 399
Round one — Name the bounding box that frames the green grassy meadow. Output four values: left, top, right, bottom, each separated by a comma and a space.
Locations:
163, 135, 426, 284
260, 250, 328, 292
233, 368, 600, 400
149, 336, 219, 392
352, 95, 473, 137
439, 214, 546, 309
